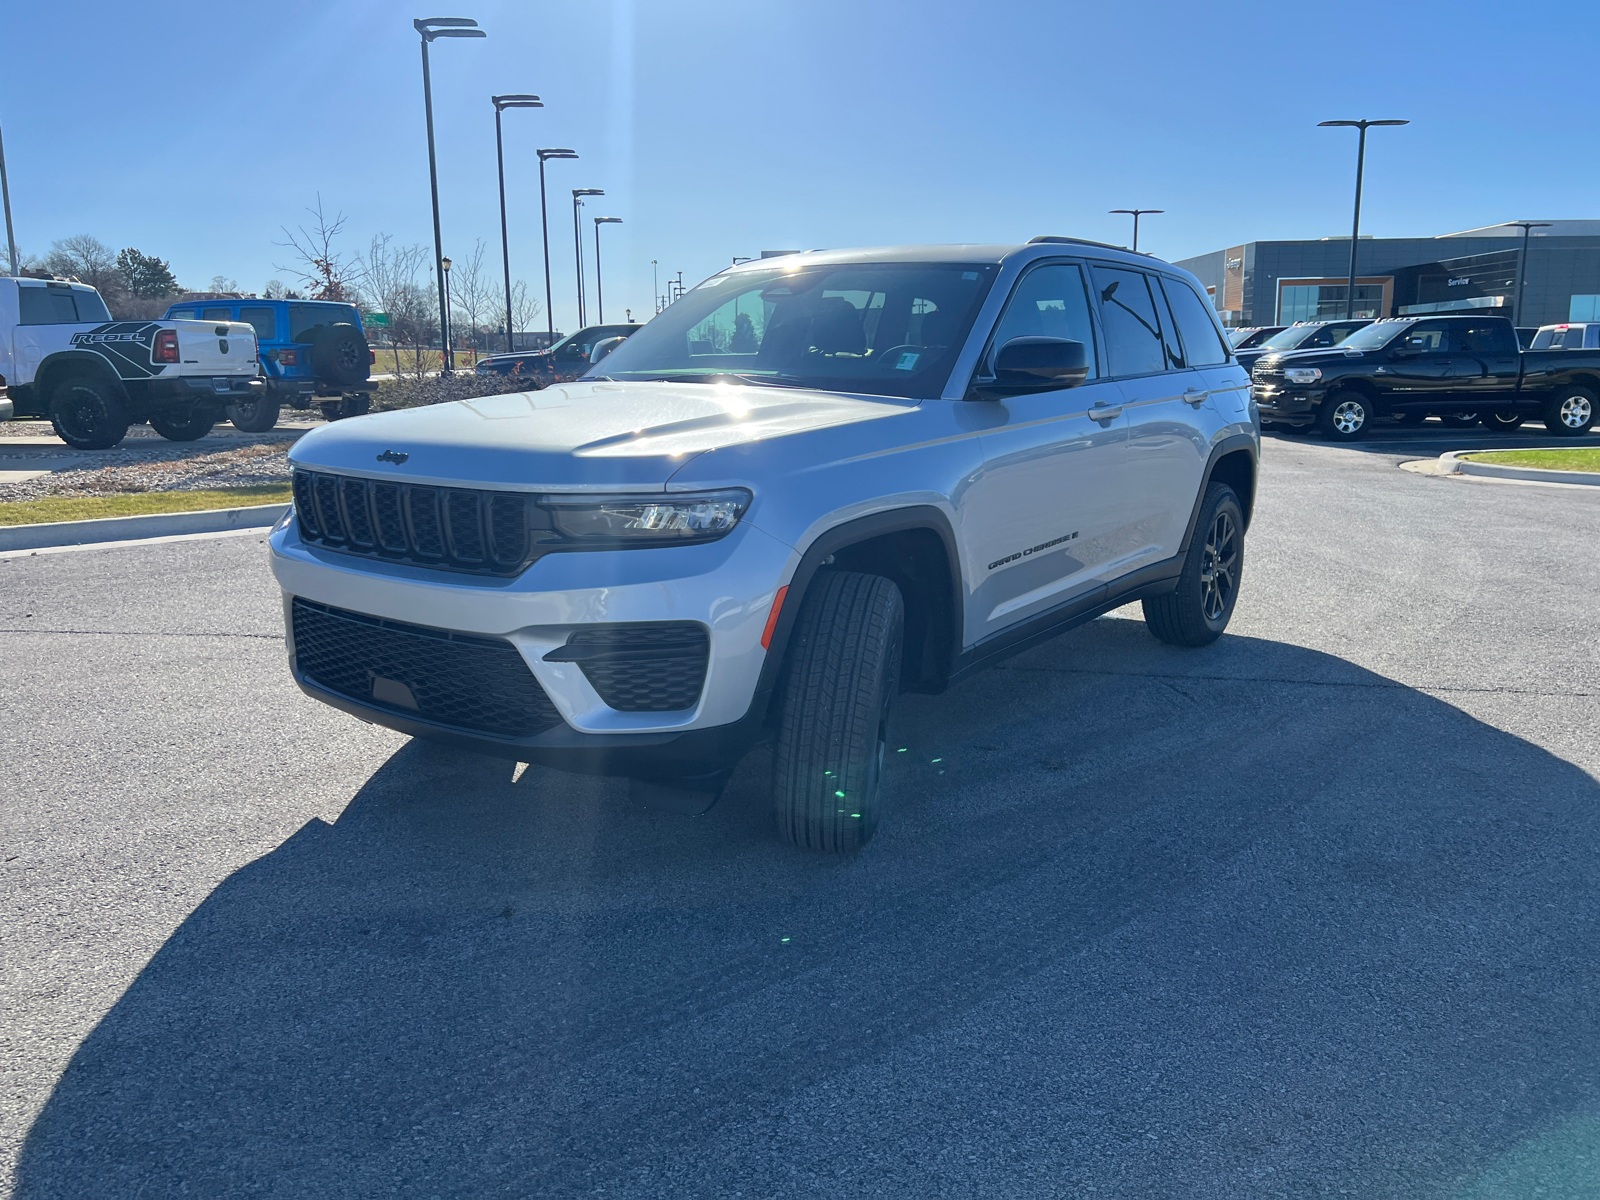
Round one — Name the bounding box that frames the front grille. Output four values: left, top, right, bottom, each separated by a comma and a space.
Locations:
291, 597, 563, 738
544, 623, 710, 712
293, 469, 539, 576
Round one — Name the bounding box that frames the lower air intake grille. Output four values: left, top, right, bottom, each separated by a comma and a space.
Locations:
293, 469, 537, 576
544, 623, 710, 712
291, 598, 562, 738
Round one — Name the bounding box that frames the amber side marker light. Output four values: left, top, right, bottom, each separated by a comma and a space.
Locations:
761, 586, 788, 650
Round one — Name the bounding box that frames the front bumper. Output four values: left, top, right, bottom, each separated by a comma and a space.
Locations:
269, 515, 797, 776
1252, 384, 1321, 427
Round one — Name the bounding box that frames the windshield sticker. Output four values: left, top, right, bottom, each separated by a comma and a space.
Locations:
895, 351, 920, 371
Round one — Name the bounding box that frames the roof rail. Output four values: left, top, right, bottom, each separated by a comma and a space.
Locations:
1028, 235, 1141, 253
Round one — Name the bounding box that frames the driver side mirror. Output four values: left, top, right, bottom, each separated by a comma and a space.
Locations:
589, 336, 627, 365
973, 337, 1091, 398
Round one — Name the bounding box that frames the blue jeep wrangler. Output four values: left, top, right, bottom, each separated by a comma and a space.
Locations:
162, 298, 373, 430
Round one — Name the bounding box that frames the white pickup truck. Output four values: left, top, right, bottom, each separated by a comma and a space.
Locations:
0, 276, 265, 448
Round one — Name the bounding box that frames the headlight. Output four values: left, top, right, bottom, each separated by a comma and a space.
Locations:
539, 489, 751, 546
1284, 367, 1322, 384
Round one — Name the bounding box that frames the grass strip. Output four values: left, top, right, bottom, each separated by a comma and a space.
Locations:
1462, 448, 1600, 474
0, 484, 291, 527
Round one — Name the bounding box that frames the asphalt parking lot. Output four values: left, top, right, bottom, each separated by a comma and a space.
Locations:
3, 428, 1600, 1198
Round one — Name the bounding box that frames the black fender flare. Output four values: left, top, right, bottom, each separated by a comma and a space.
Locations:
35, 351, 132, 407
1177, 433, 1259, 555
752, 505, 964, 722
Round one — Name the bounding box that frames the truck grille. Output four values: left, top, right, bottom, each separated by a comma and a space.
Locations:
291, 597, 563, 738
543, 623, 710, 712
292, 469, 539, 576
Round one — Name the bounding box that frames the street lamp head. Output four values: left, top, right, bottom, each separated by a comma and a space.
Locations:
441, 257, 452, 272
595, 216, 622, 226
1513, 221, 1554, 230
1110, 208, 1164, 216
538, 148, 578, 161
416, 16, 485, 40
573, 188, 605, 198
493, 94, 543, 109
1319, 119, 1409, 128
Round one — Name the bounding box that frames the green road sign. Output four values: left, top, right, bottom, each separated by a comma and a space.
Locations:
366, 312, 391, 327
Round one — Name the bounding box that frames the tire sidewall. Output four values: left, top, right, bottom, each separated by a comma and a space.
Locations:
1189, 486, 1245, 637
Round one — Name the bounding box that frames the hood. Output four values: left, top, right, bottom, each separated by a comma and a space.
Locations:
287, 379, 916, 491
1252, 347, 1350, 371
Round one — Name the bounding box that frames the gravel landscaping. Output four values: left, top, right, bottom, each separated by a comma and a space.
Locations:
0, 437, 294, 503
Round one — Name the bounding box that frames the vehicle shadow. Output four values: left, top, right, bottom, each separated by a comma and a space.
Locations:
1266, 423, 1600, 456
16, 618, 1600, 1197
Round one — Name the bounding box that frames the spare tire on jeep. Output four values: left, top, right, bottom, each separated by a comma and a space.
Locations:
299, 323, 370, 388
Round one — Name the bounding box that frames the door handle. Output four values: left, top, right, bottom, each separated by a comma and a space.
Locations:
1183, 386, 1207, 407
1088, 401, 1123, 421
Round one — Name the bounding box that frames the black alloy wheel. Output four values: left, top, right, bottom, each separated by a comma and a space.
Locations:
149, 407, 219, 442
1315, 390, 1374, 441
226, 396, 281, 432
49, 377, 131, 450
1543, 386, 1597, 437
1143, 482, 1245, 648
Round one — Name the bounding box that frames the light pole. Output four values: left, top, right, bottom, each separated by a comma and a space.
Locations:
415, 17, 485, 375
572, 188, 603, 327
593, 217, 622, 323
0, 118, 18, 277
652, 259, 659, 314
536, 149, 577, 342
492, 94, 543, 353
441, 255, 453, 371
1109, 209, 1162, 254
1510, 221, 1552, 326
1319, 118, 1409, 319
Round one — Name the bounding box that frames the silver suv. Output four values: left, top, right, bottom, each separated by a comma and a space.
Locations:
270, 239, 1258, 851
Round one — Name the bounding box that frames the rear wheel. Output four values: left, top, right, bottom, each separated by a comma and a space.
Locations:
1481, 411, 1525, 433
149, 407, 218, 442
1315, 390, 1374, 441
1542, 386, 1596, 437
1143, 483, 1245, 648
771, 571, 904, 853
226, 396, 281, 432
49, 377, 130, 450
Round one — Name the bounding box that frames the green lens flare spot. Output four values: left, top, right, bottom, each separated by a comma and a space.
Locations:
851, 813, 861, 818
781, 937, 790, 943
835, 790, 846, 798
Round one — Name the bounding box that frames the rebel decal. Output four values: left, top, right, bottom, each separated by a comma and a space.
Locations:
68, 322, 164, 379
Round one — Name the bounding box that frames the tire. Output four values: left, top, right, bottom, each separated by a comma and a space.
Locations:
1542, 386, 1597, 437
1315, 390, 1374, 441
49, 377, 131, 450
226, 396, 281, 432
1481, 411, 1525, 432
305, 323, 370, 388
149, 408, 218, 442
1438, 412, 1481, 428
771, 571, 904, 853
1143, 483, 1245, 648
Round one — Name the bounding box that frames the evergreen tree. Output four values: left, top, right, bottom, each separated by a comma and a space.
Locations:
116, 248, 179, 297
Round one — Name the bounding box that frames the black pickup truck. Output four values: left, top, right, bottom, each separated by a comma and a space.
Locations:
1252, 314, 1600, 440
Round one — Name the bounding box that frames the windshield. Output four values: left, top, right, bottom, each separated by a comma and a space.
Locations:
1339, 322, 1408, 351
591, 262, 999, 398
1259, 325, 1320, 351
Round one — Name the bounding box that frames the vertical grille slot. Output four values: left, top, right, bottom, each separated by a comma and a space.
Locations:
291, 470, 541, 577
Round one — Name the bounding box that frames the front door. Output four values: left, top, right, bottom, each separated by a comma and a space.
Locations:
965, 260, 1131, 641
1376, 320, 1458, 412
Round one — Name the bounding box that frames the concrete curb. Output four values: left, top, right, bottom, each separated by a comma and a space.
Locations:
1440, 450, 1600, 486
0, 503, 288, 552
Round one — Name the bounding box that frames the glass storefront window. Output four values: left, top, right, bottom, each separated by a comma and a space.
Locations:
1570, 295, 1600, 322
1278, 283, 1384, 323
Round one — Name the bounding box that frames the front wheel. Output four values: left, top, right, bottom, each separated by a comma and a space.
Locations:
149, 408, 218, 442
226, 396, 281, 432
1542, 386, 1596, 437
1315, 390, 1374, 441
1481, 411, 1525, 433
1143, 483, 1245, 648
771, 571, 904, 853
49, 377, 131, 450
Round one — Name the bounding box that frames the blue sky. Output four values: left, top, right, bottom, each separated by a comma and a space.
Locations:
4, 0, 1597, 334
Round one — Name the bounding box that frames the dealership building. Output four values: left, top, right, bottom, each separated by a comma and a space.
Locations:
1175, 220, 1600, 330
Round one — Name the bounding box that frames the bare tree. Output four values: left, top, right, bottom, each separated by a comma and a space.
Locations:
448, 239, 491, 357
356, 234, 435, 378
511, 279, 542, 345
45, 234, 118, 292
275, 195, 356, 301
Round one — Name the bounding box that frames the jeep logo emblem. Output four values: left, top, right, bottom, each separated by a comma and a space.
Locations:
376, 450, 409, 465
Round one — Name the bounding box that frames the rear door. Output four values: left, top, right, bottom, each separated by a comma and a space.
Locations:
1448, 320, 1519, 401
966, 260, 1131, 638
1376, 320, 1457, 412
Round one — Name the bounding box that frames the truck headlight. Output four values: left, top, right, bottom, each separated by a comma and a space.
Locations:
1284, 367, 1322, 384
539, 489, 751, 545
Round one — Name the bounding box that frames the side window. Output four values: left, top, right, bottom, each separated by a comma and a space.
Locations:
1458, 323, 1513, 354
239, 307, 278, 340
1304, 327, 1336, 348
1092, 266, 1167, 376
985, 262, 1098, 380
1399, 323, 1451, 353
18, 286, 81, 325
169, 309, 199, 322
202, 306, 234, 323
1160, 277, 1230, 366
